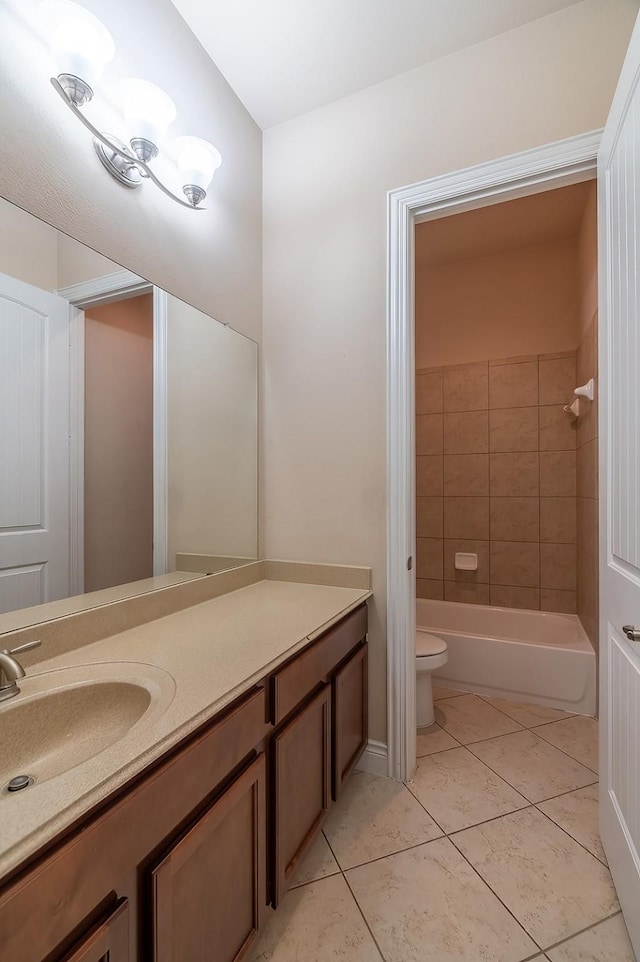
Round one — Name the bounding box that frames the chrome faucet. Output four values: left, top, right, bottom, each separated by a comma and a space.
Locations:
0, 641, 41, 702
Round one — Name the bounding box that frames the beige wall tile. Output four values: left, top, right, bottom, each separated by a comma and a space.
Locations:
444, 411, 489, 454
444, 498, 490, 539
417, 578, 444, 600
443, 362, 488, 412
540, 450, 576, 497
577, 439, 598, 499
444, 581, 490, 605
417, 455, 443, 496
490, 541, 540, 587
540, 543, 577, 590
490, 498, 539, 542
541, 588, 577, 614
417, 538, 443, 580
417, 496, 443, 538
490, 452, 539, 497
444, 539, 490, 582
539, 354, 576, 405
540, 498, 576, 544
416, 413, 443, 456
490, 585, 540, 610
444, 454, 489, 496
416, 371, 443, 414
539, 405, 577, 451
577, 497, 599, 561
489, 361, 538, 409
489, 407, 538, 453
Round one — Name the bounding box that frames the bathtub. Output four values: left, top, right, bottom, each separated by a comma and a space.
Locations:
416, 598, 596, 715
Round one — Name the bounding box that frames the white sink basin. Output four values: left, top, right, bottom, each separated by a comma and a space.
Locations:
0, 662, 175, 788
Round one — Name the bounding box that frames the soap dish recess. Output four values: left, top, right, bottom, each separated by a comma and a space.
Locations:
455, 552, 478, 571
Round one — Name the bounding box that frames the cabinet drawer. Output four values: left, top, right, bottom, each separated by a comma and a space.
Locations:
151, 754, 266, 962
270, 604, 367, 725
0, 687, 267, 962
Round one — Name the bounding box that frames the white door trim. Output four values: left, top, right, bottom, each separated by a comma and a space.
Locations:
152, 287, 169, 576
386, 128, 602, 782
61, 270, 168, 589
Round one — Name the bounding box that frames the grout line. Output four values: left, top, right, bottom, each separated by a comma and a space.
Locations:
541, 910, 623, 955
527, 727, 599, 777
322, 830, 388, 962
476, 693, 575, 724
533, 803, 610, 869
447, 827, 545, 955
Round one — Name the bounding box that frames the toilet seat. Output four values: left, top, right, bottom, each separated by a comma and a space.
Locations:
415, 630, 447, 658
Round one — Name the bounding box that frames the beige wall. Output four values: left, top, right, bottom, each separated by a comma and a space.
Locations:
0, 198, 121, 291
0, 198, 58, 290
417, 352, 578, 613
57, 234, 121, 290
0, 0, 262, 343
167, 296, 259, 569
262, 1, 636, 744
415, 240, 579, 368
576, 182, 599, 650
84, 295, 154, 591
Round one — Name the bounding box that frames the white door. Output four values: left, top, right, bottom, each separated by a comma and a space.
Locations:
0, 272, 71, 613
599, 17, 640, 955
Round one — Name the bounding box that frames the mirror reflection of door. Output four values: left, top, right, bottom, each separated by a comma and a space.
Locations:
84, 294, 154, 592
0, 272, 71, 614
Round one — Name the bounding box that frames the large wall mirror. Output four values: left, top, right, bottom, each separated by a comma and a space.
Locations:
0, 197, 258, 629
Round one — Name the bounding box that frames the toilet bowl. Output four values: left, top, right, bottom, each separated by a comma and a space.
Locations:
416, 629, 448, 729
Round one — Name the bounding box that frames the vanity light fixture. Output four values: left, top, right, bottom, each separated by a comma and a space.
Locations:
41, 0, 222, 208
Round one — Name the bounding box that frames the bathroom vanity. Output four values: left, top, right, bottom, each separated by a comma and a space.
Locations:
0, 566, 370, 962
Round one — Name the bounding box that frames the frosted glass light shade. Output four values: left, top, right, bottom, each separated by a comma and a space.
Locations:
41, 0, 114, 88
121, 79, 176, 149
174, 136, 222, 192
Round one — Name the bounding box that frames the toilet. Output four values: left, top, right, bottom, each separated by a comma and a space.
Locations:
416, 629, 448, 729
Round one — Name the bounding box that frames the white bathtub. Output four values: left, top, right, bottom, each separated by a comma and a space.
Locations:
416, 598, 596, 715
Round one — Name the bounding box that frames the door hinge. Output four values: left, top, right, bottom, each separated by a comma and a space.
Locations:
407, 556, 413, 571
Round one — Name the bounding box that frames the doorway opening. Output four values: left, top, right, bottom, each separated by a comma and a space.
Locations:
414, 179, 598, 730
83, 293, 154, 593
59, 273, 168, 598
386, 130, 601, 784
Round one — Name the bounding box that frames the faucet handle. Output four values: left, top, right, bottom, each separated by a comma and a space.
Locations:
3, 640, 41, 656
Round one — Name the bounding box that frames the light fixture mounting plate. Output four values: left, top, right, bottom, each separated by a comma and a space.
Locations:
94, 136, 142, 189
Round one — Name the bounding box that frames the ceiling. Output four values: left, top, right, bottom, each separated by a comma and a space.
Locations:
416, 180, 594, 268
169, 0, 584, 129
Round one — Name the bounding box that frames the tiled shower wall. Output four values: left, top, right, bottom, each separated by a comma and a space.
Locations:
576, 313, 599, 648
416, 352, 578, 612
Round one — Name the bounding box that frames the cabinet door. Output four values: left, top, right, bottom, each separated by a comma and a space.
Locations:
333, 643, 368, 800
59, 899, 129, 962
273, 685, 331, 905
151, 754, 266, 962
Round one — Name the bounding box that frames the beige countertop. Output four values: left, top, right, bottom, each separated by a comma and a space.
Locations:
0, 578, 370, 884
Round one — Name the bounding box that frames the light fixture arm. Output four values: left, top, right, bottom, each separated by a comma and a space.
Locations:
51, 77, 203, 210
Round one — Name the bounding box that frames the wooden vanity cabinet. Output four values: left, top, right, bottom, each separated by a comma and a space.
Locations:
0, 602, 368, 962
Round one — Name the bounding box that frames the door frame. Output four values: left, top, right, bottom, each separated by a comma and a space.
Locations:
56, 269, 168, 594
386, 129, 602, 782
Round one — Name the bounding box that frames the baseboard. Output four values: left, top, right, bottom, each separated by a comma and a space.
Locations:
356, 739, 389, 777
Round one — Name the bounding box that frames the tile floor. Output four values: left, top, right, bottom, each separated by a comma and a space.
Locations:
248, 689, 636, 962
